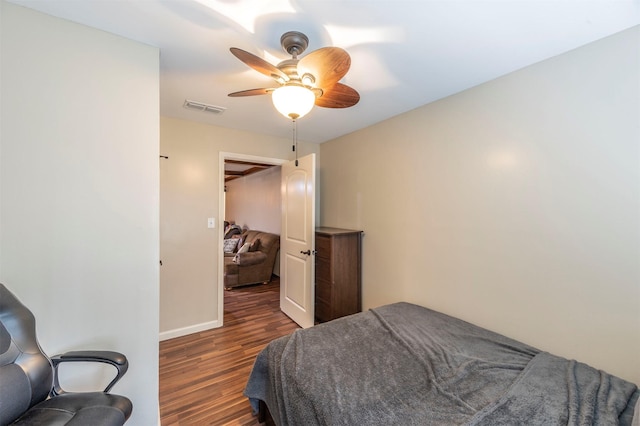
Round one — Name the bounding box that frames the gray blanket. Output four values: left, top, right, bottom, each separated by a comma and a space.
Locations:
245, 302, 638, 425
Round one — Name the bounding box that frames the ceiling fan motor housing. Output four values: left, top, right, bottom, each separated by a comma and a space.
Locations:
280, 31, 309, 57
277, 58, 300, 81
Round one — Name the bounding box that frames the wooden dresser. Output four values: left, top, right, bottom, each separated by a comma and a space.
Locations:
315, 227, 363, 322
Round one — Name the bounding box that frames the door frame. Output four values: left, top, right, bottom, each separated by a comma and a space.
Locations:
217, 152, 287, 326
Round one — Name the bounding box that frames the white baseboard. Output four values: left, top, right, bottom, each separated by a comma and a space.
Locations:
159, 319, 220, 341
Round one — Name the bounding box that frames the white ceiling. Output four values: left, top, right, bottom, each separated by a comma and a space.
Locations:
9, 0, 640, 143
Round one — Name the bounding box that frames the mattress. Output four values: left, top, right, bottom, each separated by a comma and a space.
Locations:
245, 302, 638, 425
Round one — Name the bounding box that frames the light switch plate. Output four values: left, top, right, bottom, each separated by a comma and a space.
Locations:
207, 218, 215, 228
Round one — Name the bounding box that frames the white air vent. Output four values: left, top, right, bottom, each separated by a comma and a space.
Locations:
183, 99, 226, 115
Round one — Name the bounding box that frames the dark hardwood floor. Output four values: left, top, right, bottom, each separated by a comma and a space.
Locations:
159, 277, 299, 425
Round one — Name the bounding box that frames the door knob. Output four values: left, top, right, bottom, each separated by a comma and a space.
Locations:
300, 250, 311, 255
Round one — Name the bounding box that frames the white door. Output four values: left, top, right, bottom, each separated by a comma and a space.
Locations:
280, 153, 315, 328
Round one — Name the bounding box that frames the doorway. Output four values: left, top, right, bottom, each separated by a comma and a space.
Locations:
217, 152, 287, 326
224, 159, 281, 242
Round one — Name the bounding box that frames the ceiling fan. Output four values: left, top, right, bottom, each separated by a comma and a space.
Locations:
228, 31, 360, 120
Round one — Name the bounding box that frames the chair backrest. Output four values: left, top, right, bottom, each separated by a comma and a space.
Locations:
0, 284, 53, 425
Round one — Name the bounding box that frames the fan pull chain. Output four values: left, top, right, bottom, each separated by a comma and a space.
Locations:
292, 118, 299, 166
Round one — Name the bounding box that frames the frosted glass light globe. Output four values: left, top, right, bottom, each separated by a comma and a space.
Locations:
272, 85, 315, 119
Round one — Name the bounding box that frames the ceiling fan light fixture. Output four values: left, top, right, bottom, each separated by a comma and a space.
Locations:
272, 84, 315, 120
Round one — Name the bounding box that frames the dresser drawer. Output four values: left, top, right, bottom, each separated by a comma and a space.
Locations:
315, 234, 332, 258
315, 256, 331, 281
315, 277, 331, 302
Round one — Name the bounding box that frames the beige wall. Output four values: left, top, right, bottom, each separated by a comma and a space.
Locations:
0, 3, 160, 424
320, 26, 640, 384
159, 117, 318, 338
225, 165, 282, 234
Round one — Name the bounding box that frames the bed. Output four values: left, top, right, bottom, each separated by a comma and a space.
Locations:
244, 302, 639, 425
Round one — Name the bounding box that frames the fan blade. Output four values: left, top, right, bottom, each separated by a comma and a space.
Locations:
298, 47, 350, 90
228, 88, 275, 97
315, 83, 360, 108
230, 47, 289, 82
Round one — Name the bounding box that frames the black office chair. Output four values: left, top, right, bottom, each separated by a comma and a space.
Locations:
0, 283, 133, 425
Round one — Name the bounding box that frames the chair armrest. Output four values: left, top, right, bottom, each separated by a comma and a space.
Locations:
234, 251, 267, 266
50, 350, 129, 396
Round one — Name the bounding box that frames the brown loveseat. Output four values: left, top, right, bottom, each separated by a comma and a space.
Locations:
224, 230, 280, 289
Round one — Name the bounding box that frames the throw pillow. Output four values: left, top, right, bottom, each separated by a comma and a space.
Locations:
249, 239, 261, 252
223, 238, 239, 253
237, 242, 251, 254
236, 236, 245, 252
